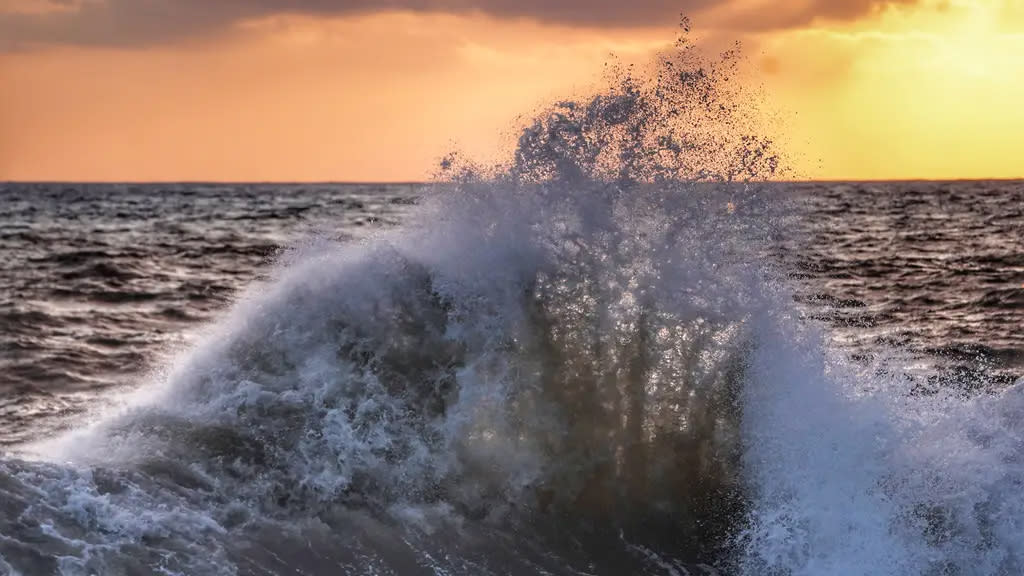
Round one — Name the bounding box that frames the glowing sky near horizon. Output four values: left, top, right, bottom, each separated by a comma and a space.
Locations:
1, 0, 1022, 181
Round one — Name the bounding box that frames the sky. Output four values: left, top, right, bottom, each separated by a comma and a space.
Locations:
1, 0, 1022, 181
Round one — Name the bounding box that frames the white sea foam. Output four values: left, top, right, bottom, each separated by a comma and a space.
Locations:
2, 22, 1020, 576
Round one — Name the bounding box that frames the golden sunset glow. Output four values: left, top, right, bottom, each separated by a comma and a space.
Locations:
1, 0, 1022, 181
762, 0, 1024, 179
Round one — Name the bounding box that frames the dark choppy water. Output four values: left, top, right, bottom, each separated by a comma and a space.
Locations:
0, 180, 1021, 576
783, 181, 1023, 386
3, 182, 1019, 445
0, 184, 416, 444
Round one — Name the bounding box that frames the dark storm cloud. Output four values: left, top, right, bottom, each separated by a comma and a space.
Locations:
0, 0, 917, 49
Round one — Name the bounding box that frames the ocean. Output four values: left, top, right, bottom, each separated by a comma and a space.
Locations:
0, 179, 1021, 575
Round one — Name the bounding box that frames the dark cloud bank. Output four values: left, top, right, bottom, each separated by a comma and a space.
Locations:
1, 0, 916, 49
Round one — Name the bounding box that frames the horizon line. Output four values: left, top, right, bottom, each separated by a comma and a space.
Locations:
3, 177, 1023, 185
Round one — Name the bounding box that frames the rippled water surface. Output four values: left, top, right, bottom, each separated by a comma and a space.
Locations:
0, 181, 1021, 576
3, 181, 1019, 445
782, 181, 1023, 385
0, 183, 418, 444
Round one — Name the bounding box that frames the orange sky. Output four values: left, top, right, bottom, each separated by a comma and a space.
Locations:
2, 0, 1023, 181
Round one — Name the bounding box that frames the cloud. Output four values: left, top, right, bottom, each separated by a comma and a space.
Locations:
705, 0, 921, 33
0, 0, 919, 50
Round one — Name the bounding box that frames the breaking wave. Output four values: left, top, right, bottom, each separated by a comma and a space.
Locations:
2, 21, 1022, 576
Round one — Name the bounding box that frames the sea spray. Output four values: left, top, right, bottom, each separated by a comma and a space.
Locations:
4, 20, 1021, 576
7, 24, 780, 574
